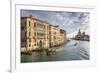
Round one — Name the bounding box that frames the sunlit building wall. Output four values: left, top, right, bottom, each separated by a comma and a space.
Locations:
21, 15, 67, 51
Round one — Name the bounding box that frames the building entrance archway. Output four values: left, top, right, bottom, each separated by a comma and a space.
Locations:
39, 40, 42, 48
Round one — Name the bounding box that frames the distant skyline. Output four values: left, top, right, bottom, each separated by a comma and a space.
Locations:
21, 10, 90, 38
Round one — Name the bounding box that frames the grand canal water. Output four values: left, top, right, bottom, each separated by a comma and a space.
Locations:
21, 40, 90, 63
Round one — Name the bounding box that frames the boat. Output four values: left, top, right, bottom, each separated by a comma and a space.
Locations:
46, 48, 56, 55
74, 43, 77, 46
21, 52, 32, 55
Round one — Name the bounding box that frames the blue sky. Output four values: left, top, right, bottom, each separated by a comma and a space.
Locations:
21, 10, 90, 38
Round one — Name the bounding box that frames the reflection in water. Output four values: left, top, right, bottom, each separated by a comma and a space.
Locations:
21, 40, 90, 63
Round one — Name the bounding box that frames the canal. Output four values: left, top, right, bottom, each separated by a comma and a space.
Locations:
21, 40, 90, 63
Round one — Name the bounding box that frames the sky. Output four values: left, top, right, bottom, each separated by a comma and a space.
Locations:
21, 10, 90, 38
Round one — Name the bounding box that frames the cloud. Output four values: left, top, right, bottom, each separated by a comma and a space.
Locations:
21, 10, 90, 37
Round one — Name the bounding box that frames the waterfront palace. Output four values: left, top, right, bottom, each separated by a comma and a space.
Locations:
21, 15, 67, 52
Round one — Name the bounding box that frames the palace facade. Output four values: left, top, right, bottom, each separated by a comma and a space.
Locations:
21, 15, 67, 52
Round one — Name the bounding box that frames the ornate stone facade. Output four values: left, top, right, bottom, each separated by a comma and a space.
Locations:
21, 15, 67, 51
